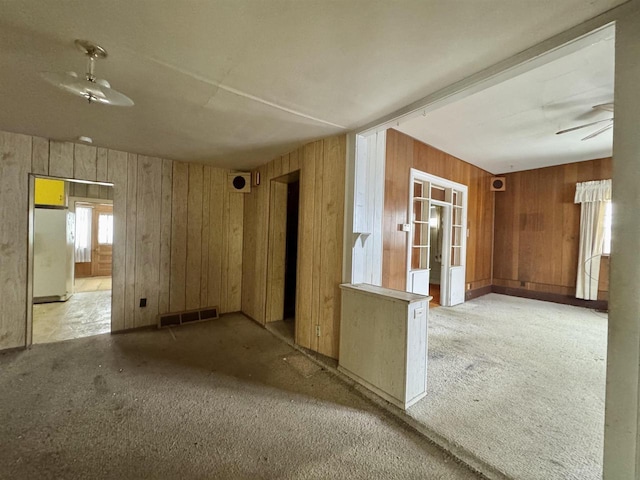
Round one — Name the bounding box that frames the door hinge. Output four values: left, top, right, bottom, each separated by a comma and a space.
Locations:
315, 325, 321, 337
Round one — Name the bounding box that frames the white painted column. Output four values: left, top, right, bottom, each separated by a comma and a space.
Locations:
342, 133, 356, 284
603, 7, 640, 479
345, 131, 385, 285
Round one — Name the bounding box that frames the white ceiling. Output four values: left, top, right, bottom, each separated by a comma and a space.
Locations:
0, 1, 626, 170
397, 25, 615, 174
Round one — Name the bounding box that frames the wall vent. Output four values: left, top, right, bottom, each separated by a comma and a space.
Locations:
157, 306, 219, 328
228, 172, 251, 193
490, 176, 506, 191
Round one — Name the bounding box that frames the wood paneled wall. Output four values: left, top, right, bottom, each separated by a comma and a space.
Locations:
242, 135, 346, 359
383, 129, 494, 293
169, 164, 244, 314
0, 132, 31, 350
0, 130, 243, 351
493, 157, 612, 300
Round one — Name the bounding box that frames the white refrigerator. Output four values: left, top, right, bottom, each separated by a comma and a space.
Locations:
33, 208, 75, 303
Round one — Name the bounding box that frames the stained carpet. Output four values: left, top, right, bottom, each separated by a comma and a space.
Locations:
409, 293, 607, 480
0, 313, 480, 480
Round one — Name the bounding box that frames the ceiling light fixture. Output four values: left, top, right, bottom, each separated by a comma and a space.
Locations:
41, 40, 134, 107
77, 136, 93, 144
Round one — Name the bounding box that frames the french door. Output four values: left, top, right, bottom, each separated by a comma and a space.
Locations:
407, 170, 467, 306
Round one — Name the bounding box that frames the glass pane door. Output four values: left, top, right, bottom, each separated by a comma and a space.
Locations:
451, 190, 463, 266
407, 170, 467, 304
411, 179, 430, 270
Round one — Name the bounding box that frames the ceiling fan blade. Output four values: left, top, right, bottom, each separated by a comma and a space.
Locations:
40, 71, 134, 106
581, 123, 613, 141
40, 40, 134, 107
593, 103, 614, 112
556, 117, 614, 135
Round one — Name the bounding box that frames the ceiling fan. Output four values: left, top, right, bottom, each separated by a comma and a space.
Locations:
555, 103, 613, 140
40, 39, 134, 107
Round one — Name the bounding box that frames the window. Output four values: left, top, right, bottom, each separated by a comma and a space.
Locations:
602, 201, 612, 255
75, 206, 92, 262
574, 179, 610, 300
98, 213, 114, 245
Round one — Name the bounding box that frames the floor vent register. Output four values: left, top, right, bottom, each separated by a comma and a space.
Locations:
157, 306, 219, 328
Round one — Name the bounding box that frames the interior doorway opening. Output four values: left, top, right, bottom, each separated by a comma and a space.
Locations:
407, 169, 467, 307
283, 179, 300, 321
265, 171, 301, 343
348, 20, 616, 480
30, 176, 114, 345
74, 201, 113, 280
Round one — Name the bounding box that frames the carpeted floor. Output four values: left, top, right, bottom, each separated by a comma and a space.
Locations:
0, 313, 480, 480
410, 293, 607, 480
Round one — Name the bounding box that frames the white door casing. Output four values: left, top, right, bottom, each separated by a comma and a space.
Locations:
407, 169, 467, 306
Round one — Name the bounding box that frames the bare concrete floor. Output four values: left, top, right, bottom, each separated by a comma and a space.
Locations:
32, 290, 111, 344
0, 314, 481, 480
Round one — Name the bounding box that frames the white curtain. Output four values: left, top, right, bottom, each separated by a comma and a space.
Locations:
575, 179, 611, 300
75, 206, 92, 262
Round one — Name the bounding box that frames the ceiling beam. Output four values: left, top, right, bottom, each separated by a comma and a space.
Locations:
356, 1, 634, 137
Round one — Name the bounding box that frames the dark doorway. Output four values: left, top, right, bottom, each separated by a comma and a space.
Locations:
429, 204, 444, 308
283, 180, 300, 320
